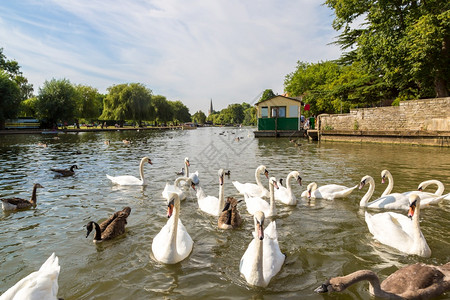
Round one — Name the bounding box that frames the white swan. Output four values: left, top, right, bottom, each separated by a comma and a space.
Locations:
196, 169, 225, 216
365, 194, 431, 257
233, 165, 269, 198
152, 193, 193, 264
301, 182, 358, 200
245, 177, 278, 217
239, 211, 285, 287
106, 157, 152, 185
274, 171, 302, 205
184, 157, 199, 185
0, 253, 60, 299
162, 176, 195, 201
359, 175, 449, 210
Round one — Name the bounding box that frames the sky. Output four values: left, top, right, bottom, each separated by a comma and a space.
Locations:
0, 0, 342, 114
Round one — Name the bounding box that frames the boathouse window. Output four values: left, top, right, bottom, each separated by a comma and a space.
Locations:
271, 106, 286, 118
261, 107, 268, 118
289, 105, 298, 117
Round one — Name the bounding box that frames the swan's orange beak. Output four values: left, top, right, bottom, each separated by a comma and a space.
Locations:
167, 203, 174, 218
408, 203, 416, 218
219, 176, 224, 186
381, 177, 385, 184
264, 169, 269, 178
273, 180, 279, 189
190, 182, 196, 191
257, 223, 264, 240
186, 160, 190, 167
359, 180, 366, 190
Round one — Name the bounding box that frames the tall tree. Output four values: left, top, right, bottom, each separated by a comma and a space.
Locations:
326, 0, 450, 98
152, 95, 173, 124
0, 70, 21, 129
259, 89, 276, 102
100, 83, 153, 126
75, 85, 103, 121
36, 78, 78, 128
0, 48, 34, 100
192, 110, 206, 124
169, 100, 191, 123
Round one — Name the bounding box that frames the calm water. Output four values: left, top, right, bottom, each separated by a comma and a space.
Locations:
0, 127, 449, 299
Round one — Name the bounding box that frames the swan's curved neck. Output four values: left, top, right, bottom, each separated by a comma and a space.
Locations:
175, 176, 190, 187
360, 179, 375, 207
285, 173, 294, 192
381, 172, 394, 197
185, 161, 189, 177
412, 201, 422, 242
269, 182, 276, 215
218, 182, 225, 211
30, 185, 39, 205
333, 270, 396, 298
139, 159, 146, 184
422, 180, 445, 196
93, 222, 102, 241
169, 201, 180, 253
255, 168, 264, 188
251, 230, 264, 286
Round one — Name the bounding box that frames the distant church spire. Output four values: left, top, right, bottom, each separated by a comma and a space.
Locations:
208, 98, 213, 116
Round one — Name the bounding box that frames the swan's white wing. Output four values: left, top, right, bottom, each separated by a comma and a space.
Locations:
239, 239, 258, 282
176, 219, 193, 261
245, 195, 271, 216
198, 195, 221, 216
274, 186, 296, 205
263, 222, 285, 285
419, 193, 450, 207
233, 181, 269, 198
106, 174, 142, 186
1, 253, 60, 300
162, 184, 185, 201
365, 211, 414, 253
316, 184, 357, 199
367, 193, 410, 210
152, 217, 173, 262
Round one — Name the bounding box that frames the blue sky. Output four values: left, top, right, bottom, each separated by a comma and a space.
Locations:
0, 0, 342, 113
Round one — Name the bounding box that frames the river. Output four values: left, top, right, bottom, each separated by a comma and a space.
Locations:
0, 127, 449, 299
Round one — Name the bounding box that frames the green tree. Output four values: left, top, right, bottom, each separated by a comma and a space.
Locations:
192, 110, 206, 124
243, 106, 257, 126
259, 89, 276, 102
0, 70, 21, 129
152, 95, 173, 124
169, 100, 191, 124
326, 0, 450, 99
36, 78, 78, 128
20, 96, 39, 117
75, 85, 103, 121
1, 48, 34, 100
100, 83, 153, 126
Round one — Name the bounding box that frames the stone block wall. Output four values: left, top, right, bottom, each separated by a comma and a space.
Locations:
318, 97, 450, 132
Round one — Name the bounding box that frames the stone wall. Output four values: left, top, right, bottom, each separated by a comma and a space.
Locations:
316, 97, 450, 146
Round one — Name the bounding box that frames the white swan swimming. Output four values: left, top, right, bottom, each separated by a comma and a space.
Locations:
196, 169, 226, 216
359, 175, 449, 210
245, 177, 278, 217
274, 171, 302, 205
106, 157, 152, 185
152, 193, 193, 264
380, 169, 394, 197
184, 157, 199, 185
0, 253, 60, 299
301, 182, 358, 200
233, 165, 269, 198
365, 194, 431, 257
239, 211, 285, 287
162, 176, 195, 201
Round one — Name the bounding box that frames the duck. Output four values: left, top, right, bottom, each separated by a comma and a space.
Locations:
37, 142, 47, 148
1, 183, 44, 211
359, 175, 449, 210
184, 157, 199, 185
239, 211, 285, 287
274, 171, 302, 205
104, 140, 110, 145
301, 181, 358, 200
196, 169, 226, 216
106, 157, 152, 185
122, 139, 131, 145
0, 253, 61, 300
50, 164, 78, 177
152, 193, 193, 264
233, 165, 270, 198
85, 207, 131, 243
175, 167, 185, 176
224, 170, 231, 177
162, 177, 195, 201
315, 262, 450, 299
365, 194, 431, 257
218, 197, 242, 229
245, 177, 278, 217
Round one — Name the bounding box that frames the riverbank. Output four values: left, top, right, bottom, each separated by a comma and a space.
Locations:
0, 125, 189, 135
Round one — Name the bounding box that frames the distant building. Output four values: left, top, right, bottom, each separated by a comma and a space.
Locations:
208, 99, 214, 116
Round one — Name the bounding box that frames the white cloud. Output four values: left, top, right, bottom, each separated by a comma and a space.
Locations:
0, 0, 341, 113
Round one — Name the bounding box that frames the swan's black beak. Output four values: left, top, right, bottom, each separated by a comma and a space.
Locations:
297, 176, 302, 186
148, 159, 153, 165
314, 283, 329, 293
273, 180, 279, 189
190, 182, 196, 191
